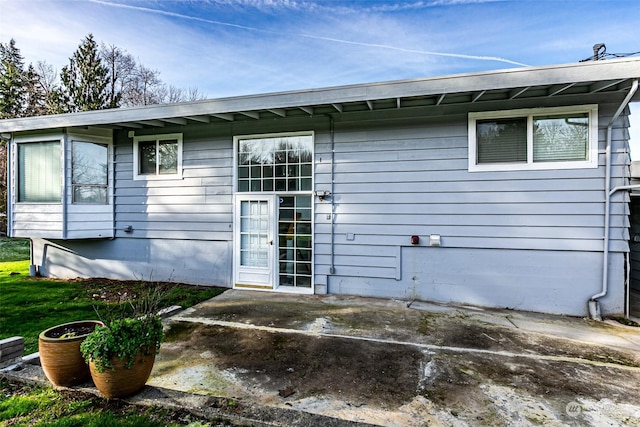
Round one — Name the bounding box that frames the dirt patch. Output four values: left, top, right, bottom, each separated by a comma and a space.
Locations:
63, 278, 222, 305
42, 322, 98, 338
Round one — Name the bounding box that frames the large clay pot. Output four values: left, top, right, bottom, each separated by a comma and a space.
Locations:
89, 350, 156, 398
38, 320, 104, 387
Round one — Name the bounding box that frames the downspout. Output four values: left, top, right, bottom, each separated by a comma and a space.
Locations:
329, 115, 336, 275
589, 78, 638, 320
609, 182, 640, 319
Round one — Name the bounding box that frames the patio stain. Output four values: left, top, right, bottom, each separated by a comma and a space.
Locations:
149, 291, 640, 425
149, 321, 238, 396
152, 321, 426, 408
151, 317, 640, 426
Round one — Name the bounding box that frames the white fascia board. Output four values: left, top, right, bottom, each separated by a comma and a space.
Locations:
1, 57, 639, 133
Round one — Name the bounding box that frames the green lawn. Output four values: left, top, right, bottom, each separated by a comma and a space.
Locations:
0, 260, 101, 354
0, 238, 30, 262
0, 239, 225, 355
0, 378, 224, 426
0, 237, 232, 426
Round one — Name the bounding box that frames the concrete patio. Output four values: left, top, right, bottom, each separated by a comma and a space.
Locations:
4, 290, 640, 426
151, 291, 640, 426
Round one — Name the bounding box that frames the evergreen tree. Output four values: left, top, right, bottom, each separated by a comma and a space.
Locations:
60, 34, 110, 112
0, 39, 27, 119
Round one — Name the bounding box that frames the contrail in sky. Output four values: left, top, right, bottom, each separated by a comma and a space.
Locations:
89, 0, 529, 67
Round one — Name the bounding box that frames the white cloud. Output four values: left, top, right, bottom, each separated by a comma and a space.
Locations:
1, 0, 638, 99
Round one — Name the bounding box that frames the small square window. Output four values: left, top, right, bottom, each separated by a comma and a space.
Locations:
133, 133, 182, 180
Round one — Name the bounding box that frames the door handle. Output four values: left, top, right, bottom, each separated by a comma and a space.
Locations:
269, 240, 273, 245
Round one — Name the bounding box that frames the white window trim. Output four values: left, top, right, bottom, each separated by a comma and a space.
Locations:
133, 133, 183, 180
12, 134, 65, 204
71, 140, 110, 205
233, 131, 315, 193
468, 105, 598, 172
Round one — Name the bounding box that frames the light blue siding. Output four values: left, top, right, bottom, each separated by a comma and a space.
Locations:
313, 104, 630, 315
22, 102, 631, 316
10, 129, 114, 239
324, 246, 624, 316
112, 127, 234, 242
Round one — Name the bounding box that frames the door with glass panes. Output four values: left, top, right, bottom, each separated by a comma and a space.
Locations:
233, 133, 313, 292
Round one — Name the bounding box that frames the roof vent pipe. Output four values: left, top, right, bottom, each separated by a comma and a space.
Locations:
593, 43, 606, 61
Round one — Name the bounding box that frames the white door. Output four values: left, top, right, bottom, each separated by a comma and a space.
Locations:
234, 195, 276, 289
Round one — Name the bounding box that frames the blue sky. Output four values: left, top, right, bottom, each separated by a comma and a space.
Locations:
1, 0, 639, 154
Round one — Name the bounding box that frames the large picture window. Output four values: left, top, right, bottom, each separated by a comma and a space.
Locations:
133, 133, 182, 180
18, 141, 61, 203
469, 105, 598, 171
72, 141, 108, 204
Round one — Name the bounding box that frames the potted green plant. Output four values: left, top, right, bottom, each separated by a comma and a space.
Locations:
80, 281, 167, 398
80, 314, 163, 398
38, 320, 104, 387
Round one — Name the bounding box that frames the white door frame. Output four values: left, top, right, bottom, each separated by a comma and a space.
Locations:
233, 194, 277, 290
233, 193, 315, 294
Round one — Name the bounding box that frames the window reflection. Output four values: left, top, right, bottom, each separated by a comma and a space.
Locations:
278, 195, 312, 288
72, 141, 108, 204
237, 135, 313, 192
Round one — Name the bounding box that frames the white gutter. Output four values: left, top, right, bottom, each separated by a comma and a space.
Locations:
589, 79, 638, 320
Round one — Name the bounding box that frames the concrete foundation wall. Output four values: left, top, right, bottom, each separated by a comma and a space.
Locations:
31, 238, 232, 287
326, 247, 624, 317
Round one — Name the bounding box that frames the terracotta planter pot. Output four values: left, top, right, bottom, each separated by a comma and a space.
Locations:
38, 320, 104, 387
89, 350, 156, 398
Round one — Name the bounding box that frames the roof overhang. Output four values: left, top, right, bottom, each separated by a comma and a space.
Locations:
1, 57, 639, 133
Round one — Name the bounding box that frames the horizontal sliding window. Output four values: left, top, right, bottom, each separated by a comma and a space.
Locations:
469, 105, 597, 172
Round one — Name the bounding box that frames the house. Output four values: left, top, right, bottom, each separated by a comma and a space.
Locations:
1, 58, 639, 318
